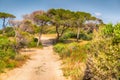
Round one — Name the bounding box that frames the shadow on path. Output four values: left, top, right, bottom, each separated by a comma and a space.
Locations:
41, 39, 55, 47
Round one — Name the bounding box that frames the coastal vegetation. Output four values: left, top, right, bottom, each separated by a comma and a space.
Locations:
0, 9, 119, 80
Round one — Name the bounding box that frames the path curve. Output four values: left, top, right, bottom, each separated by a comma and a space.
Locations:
0, 36, 66, 80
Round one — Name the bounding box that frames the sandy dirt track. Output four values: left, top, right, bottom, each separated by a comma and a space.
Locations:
0, 36, 66, 80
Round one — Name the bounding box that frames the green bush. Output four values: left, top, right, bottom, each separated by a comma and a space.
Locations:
4, 27, 15, 37
0, 36, 16, 72
6, 62, 16, 68
56, 30, 76, 42
84, 23, 120, 80
63, 31, 76, 39
27, 38, 42, 48
54, 42, 88, 59
113, 23, 120, 44
79, 32, 93, 40
60, 31, 76, 41
62, 30, 93, 41
53, 43, 66, 57
5, 30, 15, 37
28, 41, 37, 48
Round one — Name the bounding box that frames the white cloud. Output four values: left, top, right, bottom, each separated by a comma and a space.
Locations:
94, 12, 102, 17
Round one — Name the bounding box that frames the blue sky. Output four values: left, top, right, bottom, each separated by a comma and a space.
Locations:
0, 0, 120, 27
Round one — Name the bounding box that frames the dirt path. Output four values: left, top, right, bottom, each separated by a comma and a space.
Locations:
0, 36, 66, 80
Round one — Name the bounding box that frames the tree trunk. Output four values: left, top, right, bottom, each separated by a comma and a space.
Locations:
55, 25, 69, 42
77, 26, 80, 41
55, 25, 60, 42
56, 35, 61, 42
37, 26, 43, 46
14, 27, 19, 54
37, 32, 42, 46
2, 18, 6, 35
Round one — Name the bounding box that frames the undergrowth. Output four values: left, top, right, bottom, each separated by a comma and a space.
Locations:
0, 36, 29, 73
53, 42, 89, 80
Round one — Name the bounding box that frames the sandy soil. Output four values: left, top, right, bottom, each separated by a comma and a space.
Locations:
0, 36, 66, 80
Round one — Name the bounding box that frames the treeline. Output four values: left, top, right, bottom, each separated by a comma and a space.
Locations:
0, 8, 102, 75
1, 8, 103, 42
0, 9, 103, 53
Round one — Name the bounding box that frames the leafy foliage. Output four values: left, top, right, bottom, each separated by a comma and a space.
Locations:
84, 23, 120, 80
0, 36, 16, 72
0, 12, 15, 31
4, 27, 15, 37
0, 12, 15, 18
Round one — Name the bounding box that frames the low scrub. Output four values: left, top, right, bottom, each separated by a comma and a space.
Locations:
0, 36, 28, 73
27, 38, 43, 48
53, 42, 89, 80
84, 23, 120, 80
0, 36, 15, 71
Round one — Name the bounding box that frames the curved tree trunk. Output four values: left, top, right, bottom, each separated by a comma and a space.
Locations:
55, 25, 60, 42
77, 26, 80, 42
55, 25, 69, 42
2, 18, 6, 35
37, 26, 43, 46
37, 32, 42, 46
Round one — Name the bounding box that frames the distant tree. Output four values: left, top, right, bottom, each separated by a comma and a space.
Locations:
47, 9, 73, 42
20, 20, 35, 33
84, 22, 98, 33
9, 20, 21, 37
0, 12, 15, 34
31, 10, 50, 46
21, 9, 103, 43
9, 20, 22, 53
73, 12, 97, 41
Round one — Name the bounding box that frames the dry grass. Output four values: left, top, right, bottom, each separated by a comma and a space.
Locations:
62, 57, 86, 80
54, 41, 89, 80
79, 40, 89, 45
